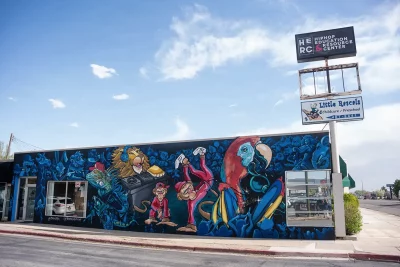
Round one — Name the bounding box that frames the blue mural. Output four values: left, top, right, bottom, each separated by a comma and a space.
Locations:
11, 132, 334, 240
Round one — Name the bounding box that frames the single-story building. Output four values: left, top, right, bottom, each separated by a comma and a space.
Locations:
9, 131, 337, 239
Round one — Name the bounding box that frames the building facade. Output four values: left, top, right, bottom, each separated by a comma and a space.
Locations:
0, 160, 13, 221
10, 131, 335, 239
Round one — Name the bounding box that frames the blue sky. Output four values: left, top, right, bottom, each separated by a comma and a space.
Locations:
1, 0, 399, 191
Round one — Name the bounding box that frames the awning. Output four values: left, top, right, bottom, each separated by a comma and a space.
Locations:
342, 174, 356, 189
339, 156, 347, 179
339, 156, 356, 189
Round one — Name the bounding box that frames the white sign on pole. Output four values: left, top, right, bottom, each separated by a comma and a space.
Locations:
301, 96, 364, 125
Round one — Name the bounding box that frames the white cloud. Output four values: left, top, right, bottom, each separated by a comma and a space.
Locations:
112, 94, 129, 100
273, 100, 284, 107
170, 117, 190, 140
155, 4, 272, 80
8, 97, 16, 101
155, 3, 400, 94
69, 122, 79, 128
236, 102, 400, 191
274, 90, 299, 107
90, 64, 117, 79
48, 99, 66, 109
229, 104, 238, 108
139, 67, 149, 79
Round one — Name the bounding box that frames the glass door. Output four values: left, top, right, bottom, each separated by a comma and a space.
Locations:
23, 186, 36, 221
17, 177, 37, 221
0, 183, 6, 220
3, 184, 11, 220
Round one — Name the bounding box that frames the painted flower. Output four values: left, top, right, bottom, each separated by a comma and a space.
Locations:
89, 162, 105, 172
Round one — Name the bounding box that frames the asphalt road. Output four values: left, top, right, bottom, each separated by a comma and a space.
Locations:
360, 199, 400, 216
0, 234, 397, 267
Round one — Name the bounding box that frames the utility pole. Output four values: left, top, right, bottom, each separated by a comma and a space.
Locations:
5, 133, 13, 159
325, 59, 346, 238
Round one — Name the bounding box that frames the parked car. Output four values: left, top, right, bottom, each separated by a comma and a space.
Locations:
287, 198, 292, 208
48, 197, 76, 215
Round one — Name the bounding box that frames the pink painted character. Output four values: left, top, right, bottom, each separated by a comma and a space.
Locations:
174, 147, 214, 232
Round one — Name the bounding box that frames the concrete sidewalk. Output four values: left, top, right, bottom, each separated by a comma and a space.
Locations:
0, 208, 399, 263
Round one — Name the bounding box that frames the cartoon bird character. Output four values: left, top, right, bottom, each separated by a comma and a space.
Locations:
217, 137, 272, 215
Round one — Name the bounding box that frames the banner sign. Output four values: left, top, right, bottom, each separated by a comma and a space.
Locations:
301, 96, 364, 124
295, 26, 357, 63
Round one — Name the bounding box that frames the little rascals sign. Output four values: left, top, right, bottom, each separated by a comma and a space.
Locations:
301, 96, 364, 125
295, 26, 357, 63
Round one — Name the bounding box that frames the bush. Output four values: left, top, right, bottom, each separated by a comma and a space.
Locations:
344, 193, 362, 235
343, 193, 359, 208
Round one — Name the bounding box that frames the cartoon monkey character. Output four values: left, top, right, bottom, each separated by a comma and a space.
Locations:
174, 147, 214, 232
144, 182, 177, 226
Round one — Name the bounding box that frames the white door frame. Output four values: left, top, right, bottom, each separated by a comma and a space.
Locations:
17, 177, 37, 221
22, 184, 36, 221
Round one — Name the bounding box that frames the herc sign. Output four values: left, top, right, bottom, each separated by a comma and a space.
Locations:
301, 96, 364, 125
295, 26, 357, 63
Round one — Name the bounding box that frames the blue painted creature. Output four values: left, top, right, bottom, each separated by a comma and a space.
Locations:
66, 151, 86, 179
312, 136, 331, 169
85, 162, 136, 229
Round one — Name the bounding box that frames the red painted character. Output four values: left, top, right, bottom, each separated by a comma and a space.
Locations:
218, 137, 272, 213
174, 147, 214, 232
147, 182, 171, 223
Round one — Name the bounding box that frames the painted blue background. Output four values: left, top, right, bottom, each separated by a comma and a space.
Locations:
10, 132, 334, 240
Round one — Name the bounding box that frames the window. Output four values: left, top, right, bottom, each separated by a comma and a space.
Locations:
285, 170, 333, 227
45, 181, 87, 218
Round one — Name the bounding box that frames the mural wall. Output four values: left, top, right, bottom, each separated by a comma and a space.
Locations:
11, 132, 334, 239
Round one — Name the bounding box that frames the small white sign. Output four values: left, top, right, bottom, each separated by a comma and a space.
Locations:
301, 96, 364, 125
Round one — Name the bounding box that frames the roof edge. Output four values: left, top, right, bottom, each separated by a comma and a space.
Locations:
14, 130, 330, 155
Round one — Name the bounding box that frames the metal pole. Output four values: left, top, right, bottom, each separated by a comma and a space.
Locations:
325, 58, 346, 238
325, 59, 340, 173
325, 59, 332, 94
5, 133, 13, 159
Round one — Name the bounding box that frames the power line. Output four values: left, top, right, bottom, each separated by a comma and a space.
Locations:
12, 136, 44, 151
11, 141, 25, 152
13, 140, 33, 152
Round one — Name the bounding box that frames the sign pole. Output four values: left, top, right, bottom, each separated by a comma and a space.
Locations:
325, 58, 346, 238
296, 26, 361, 238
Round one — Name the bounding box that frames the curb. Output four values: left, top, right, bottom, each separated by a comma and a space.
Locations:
350, 253, 400, 263
0, 229, 398, 263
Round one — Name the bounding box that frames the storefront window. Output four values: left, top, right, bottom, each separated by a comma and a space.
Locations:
285, 170, 333, 227
45, 181, 87, 218
4, 184, 11, 220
